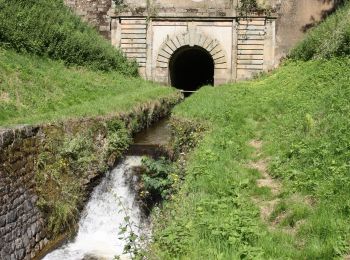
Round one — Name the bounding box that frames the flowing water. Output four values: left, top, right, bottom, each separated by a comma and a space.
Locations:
44, 119, 172, 260
44, 156, 145, 260
133, 117, 171, 146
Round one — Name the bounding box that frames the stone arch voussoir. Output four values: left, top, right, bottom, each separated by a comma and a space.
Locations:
156, 30, 228, 70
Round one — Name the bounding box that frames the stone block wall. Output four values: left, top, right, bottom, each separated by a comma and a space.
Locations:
64, 0, 112, 39
0, 126, 48, 260
267, 0, 337, 63
64, 0, 339, 81
0, 93, 182, 260
114, 18, 147, 67
236, 17, 273, 79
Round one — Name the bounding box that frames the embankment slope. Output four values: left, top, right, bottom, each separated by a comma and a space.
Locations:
151, 2, 350, 259
0, 1, 179, 259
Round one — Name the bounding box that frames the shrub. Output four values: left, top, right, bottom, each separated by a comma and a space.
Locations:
106, 119, 131, 156
290, 1, 350, 60
140, 157, 175, 201
0, 0, 138, 75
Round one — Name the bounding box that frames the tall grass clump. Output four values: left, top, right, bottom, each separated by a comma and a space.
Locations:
0, 0, 138, 76
290, 0, 350, 60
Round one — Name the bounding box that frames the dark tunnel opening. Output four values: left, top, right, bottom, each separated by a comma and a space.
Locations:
169, 46, 214, 95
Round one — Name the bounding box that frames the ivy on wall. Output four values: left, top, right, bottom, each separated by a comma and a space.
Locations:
113, 0, 123, 5
237, 0, 272, 16
240, 0, 258, 11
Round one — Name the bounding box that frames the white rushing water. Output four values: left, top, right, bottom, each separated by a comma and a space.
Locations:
44, 156, 144, 260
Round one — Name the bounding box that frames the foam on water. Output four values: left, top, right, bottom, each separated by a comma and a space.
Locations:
44, 156, 143, 260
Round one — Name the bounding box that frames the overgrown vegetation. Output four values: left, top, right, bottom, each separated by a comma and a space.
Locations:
36, 119, 131, 235
0, 48, 176, 127
169, 117, 206, 158
140, 157, 176, 203
0, 0, 137, 75
290, 0, 350, 60
136, 118, 205, 211
151, 58, 350, 259
107, 119, 131, 157
238, 0, 258, 12
237, 0, 270, 15
150, 2, 350, 259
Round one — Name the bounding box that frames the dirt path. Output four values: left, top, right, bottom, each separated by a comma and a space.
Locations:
248, 140, 312, 235
248, 140, 282, 223
248, 140, 281, 195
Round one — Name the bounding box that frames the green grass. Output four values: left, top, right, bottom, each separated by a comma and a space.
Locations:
0, 0, 137, 75
0, 48, 176, 127
151, 3, 350, 258
151, 58, 350, 259
290, 0, 350, 60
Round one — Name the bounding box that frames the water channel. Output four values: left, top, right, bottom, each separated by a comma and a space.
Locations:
43, 118, 171, 260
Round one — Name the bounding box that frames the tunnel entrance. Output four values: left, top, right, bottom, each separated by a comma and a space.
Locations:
169, 46, 214, 95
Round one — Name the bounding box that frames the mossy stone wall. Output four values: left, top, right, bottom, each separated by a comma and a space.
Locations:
0, 93, 182, 260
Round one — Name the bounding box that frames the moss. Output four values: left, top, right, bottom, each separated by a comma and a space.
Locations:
35, 130, 98, 235
32, 95, 182, 238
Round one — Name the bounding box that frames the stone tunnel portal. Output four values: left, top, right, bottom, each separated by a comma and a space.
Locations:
169, 46, 214, 94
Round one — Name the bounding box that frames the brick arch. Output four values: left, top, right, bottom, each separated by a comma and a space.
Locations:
156, 30, 227, 69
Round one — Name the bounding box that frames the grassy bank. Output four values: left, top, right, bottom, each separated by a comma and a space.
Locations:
150, 2, 350, 259
290, 1, 350, 60
0, 0, 177, 127
0, 48, 176, 127
151, 57, 350, 259
0, 0, 137, 75
149, 2, 350, 259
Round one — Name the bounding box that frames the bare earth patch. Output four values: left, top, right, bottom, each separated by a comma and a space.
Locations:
248, 139, 283, 226
249, 139, 263, 150
253, 198, 279, 222
248, 140, 311, 235
248, 140, 281, 195
0, 92, 10, 103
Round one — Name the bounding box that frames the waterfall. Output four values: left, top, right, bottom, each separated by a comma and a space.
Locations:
44, 156, 145, 260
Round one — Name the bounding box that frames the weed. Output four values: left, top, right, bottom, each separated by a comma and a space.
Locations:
169, 117, 206, 157
139, 157, 175, 202
60, 134, 95, 172
35, 130, 105, 236
106, 119, 131, 157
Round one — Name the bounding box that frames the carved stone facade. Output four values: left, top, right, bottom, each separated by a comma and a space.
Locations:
65, 0, 337, 89
108, 0, 276, 86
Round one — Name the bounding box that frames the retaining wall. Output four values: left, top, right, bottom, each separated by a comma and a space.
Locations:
0, 93, 182, 260
64, 0, 112, 39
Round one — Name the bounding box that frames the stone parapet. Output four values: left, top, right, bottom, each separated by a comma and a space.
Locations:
110, 7, 237, 18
